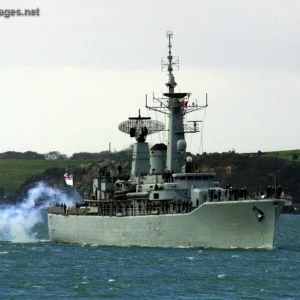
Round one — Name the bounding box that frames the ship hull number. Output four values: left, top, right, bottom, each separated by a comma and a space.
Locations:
148, 221, 163, 236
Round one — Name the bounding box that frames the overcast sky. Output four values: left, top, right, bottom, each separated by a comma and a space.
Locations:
0, 0, 299, 156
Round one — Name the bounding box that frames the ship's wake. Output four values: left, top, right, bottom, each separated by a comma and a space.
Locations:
0, 182, 79, 243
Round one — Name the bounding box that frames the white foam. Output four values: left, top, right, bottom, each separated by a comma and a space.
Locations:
187, 256, 195, 260
39, 239, 50, 243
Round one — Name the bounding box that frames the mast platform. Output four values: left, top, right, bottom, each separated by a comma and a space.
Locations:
163, 92, 189, 98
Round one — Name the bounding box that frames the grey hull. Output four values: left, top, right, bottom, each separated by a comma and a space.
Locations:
48, 199, 284, 249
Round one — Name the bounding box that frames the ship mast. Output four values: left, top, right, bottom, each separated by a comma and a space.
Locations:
165, 31, 177, 93
146, 31, 207, 173
164, 31, 185, 172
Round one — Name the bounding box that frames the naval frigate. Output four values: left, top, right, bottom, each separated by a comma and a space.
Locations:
48, 32, 285, 249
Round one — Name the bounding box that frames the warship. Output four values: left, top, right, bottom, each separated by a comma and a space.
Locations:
48, 32, 285, 249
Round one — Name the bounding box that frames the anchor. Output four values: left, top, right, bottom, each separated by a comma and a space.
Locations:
252, 206, 265, 222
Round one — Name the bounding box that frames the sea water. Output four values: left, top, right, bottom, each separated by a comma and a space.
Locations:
0, 214, 299, 300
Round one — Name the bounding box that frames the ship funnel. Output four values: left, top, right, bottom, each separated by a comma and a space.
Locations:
150, 143, 167, 174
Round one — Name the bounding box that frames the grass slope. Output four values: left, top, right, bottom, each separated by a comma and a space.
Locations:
0, 159, 98, 195
265, 150, 299, 160
0, 149, 299, 195
247, 150, 300, 161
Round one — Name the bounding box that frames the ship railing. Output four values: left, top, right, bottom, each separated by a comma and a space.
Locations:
93, 206, 174, 216
206, 193, 283, 202
48, 205, 194, 217
47, 206, 66, 214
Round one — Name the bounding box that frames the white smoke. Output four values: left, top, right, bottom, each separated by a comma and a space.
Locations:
0, 182, 80, 243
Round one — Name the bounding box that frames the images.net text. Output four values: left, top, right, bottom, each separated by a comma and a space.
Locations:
0, 8, 40, 18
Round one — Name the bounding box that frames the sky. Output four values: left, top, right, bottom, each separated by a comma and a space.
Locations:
0, 0, 299, 156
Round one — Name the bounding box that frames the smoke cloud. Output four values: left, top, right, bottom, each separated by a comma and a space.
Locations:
0, 182, 81, 243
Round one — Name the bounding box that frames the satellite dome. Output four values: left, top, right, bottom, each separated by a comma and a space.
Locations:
177, 139, 187, 151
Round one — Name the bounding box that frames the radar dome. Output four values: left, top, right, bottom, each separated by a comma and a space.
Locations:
186, 156, 192, 162
177, 139, 187, 151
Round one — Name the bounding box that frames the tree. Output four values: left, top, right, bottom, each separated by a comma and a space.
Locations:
44, 151, 68, 160
0, 151, 44, 159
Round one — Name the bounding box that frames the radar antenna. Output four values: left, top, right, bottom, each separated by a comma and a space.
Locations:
118, 109, 165, 142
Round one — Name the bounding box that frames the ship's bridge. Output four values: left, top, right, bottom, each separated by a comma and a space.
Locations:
171, 172, 218, 190
173, 173, 216, 181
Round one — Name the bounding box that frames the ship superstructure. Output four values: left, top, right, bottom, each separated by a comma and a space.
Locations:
48, 32, 285, 249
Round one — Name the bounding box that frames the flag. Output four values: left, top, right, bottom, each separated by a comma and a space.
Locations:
64, 173, 73, 186
183, 99, 188, 109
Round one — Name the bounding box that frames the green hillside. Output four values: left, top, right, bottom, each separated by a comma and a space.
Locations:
265, 150, 300, 160
0, 148, 299, 199
247, 149, 300, 161
0, 159, 99, 195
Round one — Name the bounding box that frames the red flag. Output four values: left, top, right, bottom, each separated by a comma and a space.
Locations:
183, 99, 188, 109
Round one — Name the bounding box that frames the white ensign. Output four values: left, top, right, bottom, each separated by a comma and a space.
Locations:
64, 173, 73, 186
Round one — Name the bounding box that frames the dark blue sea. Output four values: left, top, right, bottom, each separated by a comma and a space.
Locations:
0, 214, 300, 300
